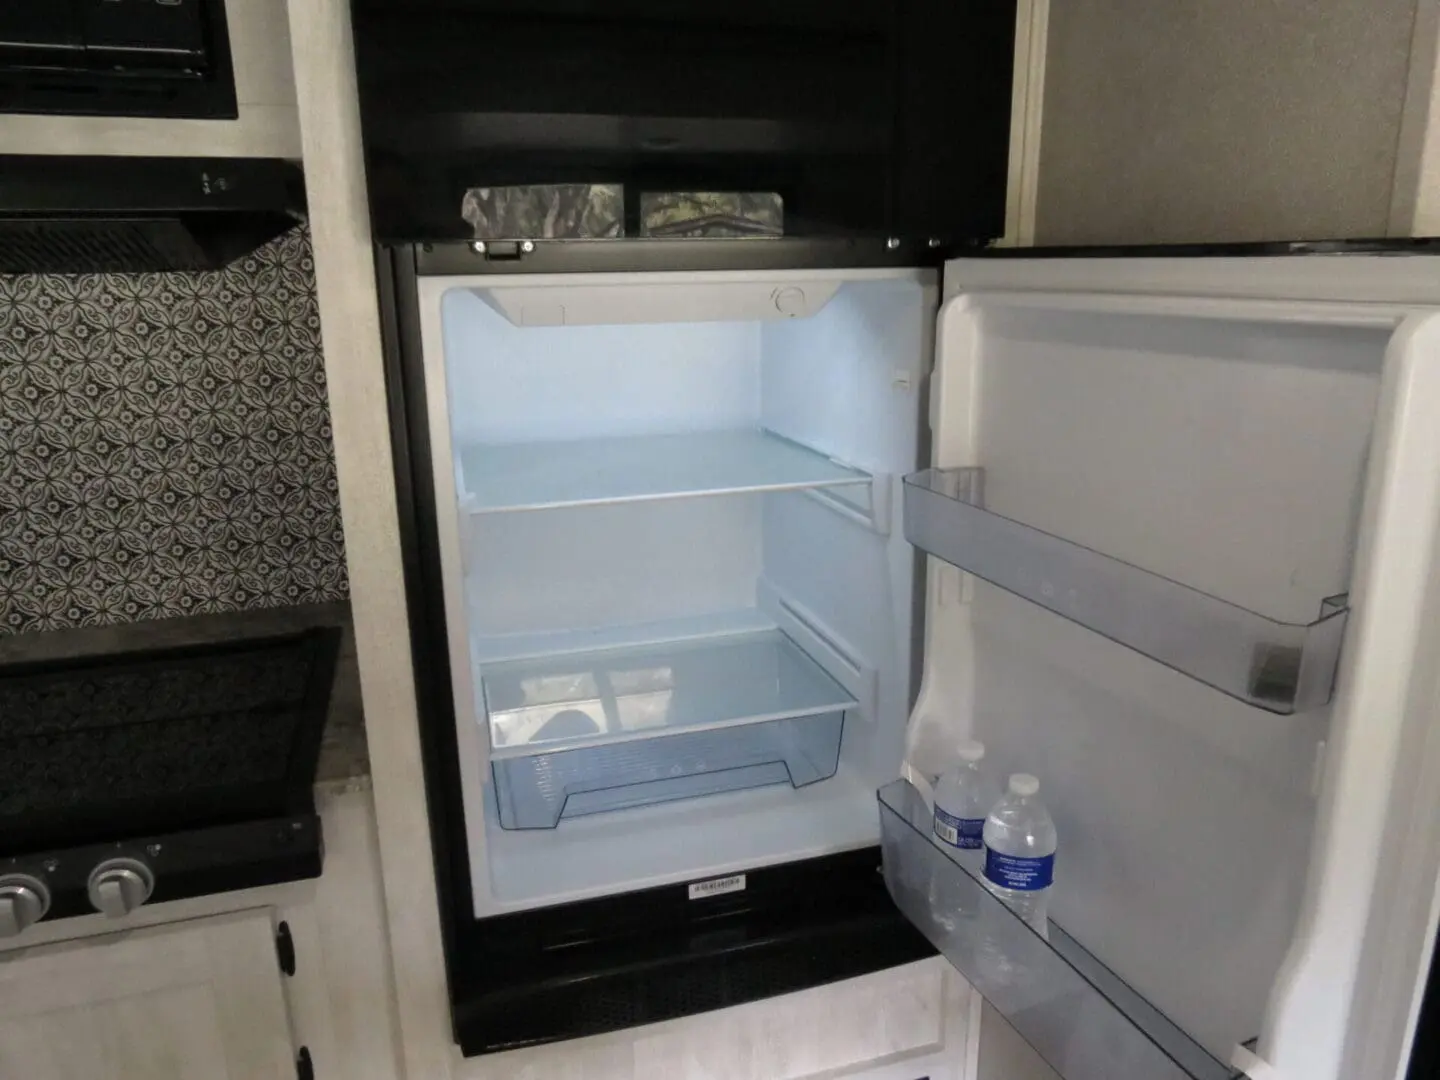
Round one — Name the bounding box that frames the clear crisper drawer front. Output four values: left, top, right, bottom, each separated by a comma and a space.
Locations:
493, 710, 845, 829
480, 630, 856, 829
879, 780, 1231, 1080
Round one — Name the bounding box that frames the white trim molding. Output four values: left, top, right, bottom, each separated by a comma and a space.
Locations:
1000, 0, 1049, 248
1390, 0, 1440, 236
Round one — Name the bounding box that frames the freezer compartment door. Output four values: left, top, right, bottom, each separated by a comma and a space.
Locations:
351, 1, 1015, 244
895, 256, 1440, 1080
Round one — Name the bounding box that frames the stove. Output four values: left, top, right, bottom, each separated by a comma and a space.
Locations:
0, 627, 340, 937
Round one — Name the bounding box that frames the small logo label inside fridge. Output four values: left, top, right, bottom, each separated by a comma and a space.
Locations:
688, 873, 746, 900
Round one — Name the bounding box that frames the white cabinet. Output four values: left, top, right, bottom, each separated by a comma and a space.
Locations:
0, 0, 301, 159
1029, 0, 1440, 243
0, 910, 295, 1080
0, 786, 398, 1080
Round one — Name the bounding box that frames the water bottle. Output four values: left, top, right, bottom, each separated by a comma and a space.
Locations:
983, 773, 1057, 938
929, 739, 997, 931
932, 739, 996, 865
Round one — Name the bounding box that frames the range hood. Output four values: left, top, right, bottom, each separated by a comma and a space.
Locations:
0, 156, 305, 275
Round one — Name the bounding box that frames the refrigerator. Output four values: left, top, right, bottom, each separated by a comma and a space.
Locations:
378, 240, 1440, 1080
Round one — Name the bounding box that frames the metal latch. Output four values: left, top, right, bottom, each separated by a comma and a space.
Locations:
470, 240, 536, 260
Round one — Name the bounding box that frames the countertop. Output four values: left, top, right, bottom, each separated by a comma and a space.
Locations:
0, 601, 370, 787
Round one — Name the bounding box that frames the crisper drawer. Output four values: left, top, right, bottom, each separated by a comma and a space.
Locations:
482, 630, 856, 830
878, 779, 1233, 1080
492, 711, 845, 830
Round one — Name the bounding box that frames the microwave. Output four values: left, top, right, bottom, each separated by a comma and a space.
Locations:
0, 0, 237, 120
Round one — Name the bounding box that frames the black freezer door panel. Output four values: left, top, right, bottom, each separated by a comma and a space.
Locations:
351, 0, 1016, 244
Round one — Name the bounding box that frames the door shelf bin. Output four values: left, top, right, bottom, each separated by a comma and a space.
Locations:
903, 468, 1349, 714
493, 711, 845, 829
878, 780, 1232, 1080
480, 630, 856, 829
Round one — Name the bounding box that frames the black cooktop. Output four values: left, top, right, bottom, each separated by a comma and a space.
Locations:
0, 626, 340, 932
1, 629, 338, 854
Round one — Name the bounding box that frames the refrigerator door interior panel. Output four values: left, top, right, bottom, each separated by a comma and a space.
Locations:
903, 255, 1440, 1080
415, 269, 934, 916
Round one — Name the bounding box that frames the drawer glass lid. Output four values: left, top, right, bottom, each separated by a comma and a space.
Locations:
480, 629, 857, 759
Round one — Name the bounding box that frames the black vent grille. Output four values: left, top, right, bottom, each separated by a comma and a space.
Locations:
0, 219, 211, 274
455, 907, 934, 1056
0, 211, 302, 275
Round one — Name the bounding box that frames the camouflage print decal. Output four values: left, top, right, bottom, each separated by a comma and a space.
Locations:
461, 185, 625, 240
640, 192, 784, 238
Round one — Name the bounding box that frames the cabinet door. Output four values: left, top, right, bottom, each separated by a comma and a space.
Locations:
0, 910, 294, 1080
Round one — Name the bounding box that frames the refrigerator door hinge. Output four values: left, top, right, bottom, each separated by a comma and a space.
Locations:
296, 1047, 314, 1080
470, 240, 534, 261
275, 921, 297, 976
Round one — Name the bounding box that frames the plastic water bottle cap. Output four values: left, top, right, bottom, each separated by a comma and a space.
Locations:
957, 739, 985, 763
1009, 773, 1040, 797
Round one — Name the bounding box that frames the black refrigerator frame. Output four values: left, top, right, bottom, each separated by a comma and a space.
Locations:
375, 239, 940, 1055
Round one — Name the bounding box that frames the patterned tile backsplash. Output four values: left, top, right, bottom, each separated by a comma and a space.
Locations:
0, 226, 348, 636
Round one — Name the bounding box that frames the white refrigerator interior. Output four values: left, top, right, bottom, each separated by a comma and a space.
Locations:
417, 257, 1440, 1080
418, 270, 933, 913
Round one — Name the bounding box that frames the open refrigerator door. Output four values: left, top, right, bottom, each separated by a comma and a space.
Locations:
888, 254, 1440, 1080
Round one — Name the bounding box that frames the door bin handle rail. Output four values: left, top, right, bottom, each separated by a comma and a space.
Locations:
902, 468, 1348, 715
878, 778, 1233, 1080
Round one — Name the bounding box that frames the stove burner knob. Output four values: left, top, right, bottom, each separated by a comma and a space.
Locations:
87, 858, 155, 919
0, 875, 50, 938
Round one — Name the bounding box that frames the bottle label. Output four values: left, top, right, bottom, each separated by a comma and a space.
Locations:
984, 848, 1055, 892
934, 808, 985, 849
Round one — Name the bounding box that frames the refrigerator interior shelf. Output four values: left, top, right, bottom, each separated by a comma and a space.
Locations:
480, 630, 855, 830
903, 468, 1350, 714
480, 628, 857, 759
458, 429, 872, 513
879, 779, 1233, 1080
